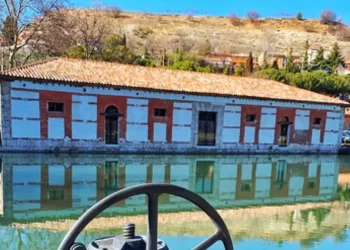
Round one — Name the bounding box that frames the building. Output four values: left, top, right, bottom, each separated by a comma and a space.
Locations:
0, 58, 348, 153
205, 53, 258, 71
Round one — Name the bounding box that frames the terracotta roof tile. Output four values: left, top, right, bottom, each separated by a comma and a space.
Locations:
0, 58, 347, 106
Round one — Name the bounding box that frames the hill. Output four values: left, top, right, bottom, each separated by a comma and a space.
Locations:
60, 10, 350, 58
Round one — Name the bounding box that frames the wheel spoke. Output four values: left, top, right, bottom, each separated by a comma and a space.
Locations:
192, 231, 221, 250
146, 193, 159, 250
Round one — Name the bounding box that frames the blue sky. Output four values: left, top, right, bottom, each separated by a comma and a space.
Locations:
72, 0, 350, 24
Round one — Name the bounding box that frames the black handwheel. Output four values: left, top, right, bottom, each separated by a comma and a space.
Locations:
58, 183, 234, 250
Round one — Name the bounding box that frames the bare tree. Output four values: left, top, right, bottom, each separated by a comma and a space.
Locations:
0, 0, 66, 68
72, 8, 111, 59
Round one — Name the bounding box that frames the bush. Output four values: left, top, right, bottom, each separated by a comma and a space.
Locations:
107, 6, 122, 18
235, 63, 246, 76
230, 13, 242, 25
253, 69, 350, 96
320, 10, 337, 24
247, 11, 260, 20
296, 12, 303, 20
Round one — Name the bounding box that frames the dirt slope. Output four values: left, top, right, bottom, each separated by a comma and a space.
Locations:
64, 10, 350, 58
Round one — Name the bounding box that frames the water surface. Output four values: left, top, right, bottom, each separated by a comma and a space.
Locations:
0, 153, 350, 249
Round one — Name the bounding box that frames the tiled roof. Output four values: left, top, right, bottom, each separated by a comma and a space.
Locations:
0, 58, 348, 106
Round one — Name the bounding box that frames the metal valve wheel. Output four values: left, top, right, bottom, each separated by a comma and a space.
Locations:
58, 183, 234, 250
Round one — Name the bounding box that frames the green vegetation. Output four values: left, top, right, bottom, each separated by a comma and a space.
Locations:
254, 69, 350, 96
296, 12, 303, 20
67, 32, 349, 96
254, 41, 349, 96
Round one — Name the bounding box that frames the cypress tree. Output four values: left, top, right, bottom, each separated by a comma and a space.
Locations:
272, 59, 279, 69
310, 47, 326, 71
326, 42, 345, 74
302, 40, 309, 72
247, 52, 254, 73
285, 48, 297, 73
1, 16, 16, 46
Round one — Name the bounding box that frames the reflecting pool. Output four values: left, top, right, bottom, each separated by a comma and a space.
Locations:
0, 153, 349, 249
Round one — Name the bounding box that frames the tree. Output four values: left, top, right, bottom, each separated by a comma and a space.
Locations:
261, 51, 269, 69
302, 40, 310, 71
309, 47, 326, 71
326, 42, 345, 74
198, 39, 211, 56
320, 10, 337, 24
73, 9, 111, 59
0, 0, 66, 68
296, 12, 303, 20
271, 59, 279, 69
1, 15, 16, 46
247, 11, 260, 21
285, 48, 298, 73
247, 52, 254, 73
102, 34, 135, 63
236, 63, 245, 76
230, 13, 242, 25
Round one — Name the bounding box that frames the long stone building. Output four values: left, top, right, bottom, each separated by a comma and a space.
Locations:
0, 58, 347, 153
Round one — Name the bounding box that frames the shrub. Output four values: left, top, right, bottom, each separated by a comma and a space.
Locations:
296, 12, 303, 20
235, 63, 246, 76
320, 10, 337, 24
247, 11, 260, 21
108, 6, 122, 18
230, 13, 242, 25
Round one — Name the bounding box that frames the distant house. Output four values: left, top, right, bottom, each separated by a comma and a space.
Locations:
258, 53, 301, 69
307, 47, 331, 64
205, 53, 257, 72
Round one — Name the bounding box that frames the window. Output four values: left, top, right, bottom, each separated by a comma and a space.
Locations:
48, 190, 64, 200
154, 108, 166, 117
307, 181, 315, 189
313, 118, 322, 125
246, 114, 256, 122
48, 102, 64, 112
240, 183, 251, 192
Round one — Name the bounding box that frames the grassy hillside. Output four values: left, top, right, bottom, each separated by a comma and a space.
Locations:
62, 10, 350, 58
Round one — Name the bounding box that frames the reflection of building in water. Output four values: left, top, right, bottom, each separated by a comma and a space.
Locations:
0, 154, 339, 222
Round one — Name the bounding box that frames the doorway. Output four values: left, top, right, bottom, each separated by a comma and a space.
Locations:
105, 106, 119, 145
278, 116, 291, 147
197, 111, 217, 146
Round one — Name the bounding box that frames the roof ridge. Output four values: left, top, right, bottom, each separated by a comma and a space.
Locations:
0, 57, 59, 74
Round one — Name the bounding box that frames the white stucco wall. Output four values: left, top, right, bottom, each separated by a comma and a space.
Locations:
311, 129, 321, 145
222, 105, 241, 144
172, 102, 192, 143
294, 109, 310, 130
72, 95, 97, 140
48, 118, 65, 139
324, 111, 341, 145
126, 98, 148, 142
244, 126, 255, 143
11, 90, 41, 139
153, 123, 167, 142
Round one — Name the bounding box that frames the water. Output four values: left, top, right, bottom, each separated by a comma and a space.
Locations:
0, 153, 350, 249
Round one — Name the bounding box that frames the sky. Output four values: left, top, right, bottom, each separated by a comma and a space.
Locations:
72, 0, 350, 24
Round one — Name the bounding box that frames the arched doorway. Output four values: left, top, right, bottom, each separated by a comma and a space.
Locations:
105, 106, 119, 144
279, 116, 291, 147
